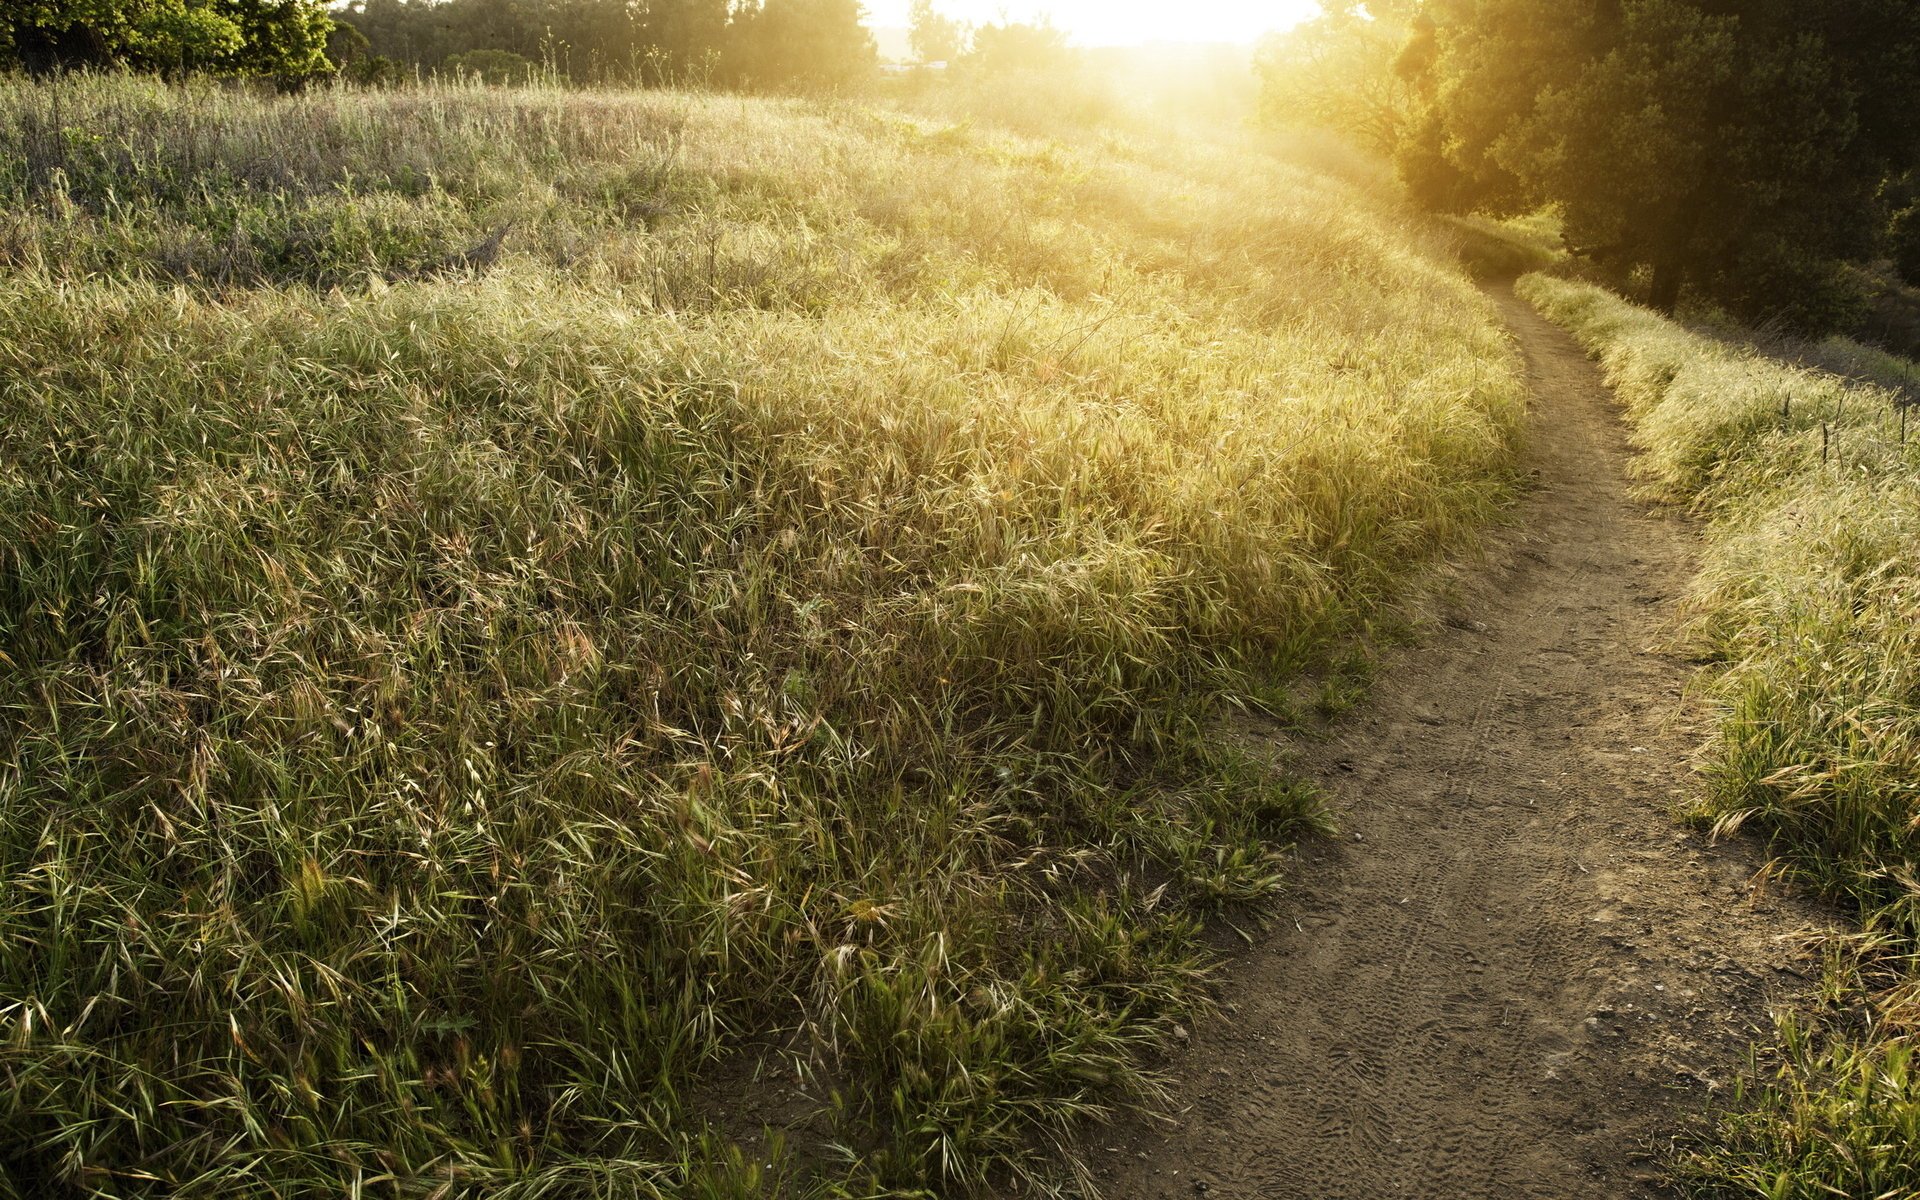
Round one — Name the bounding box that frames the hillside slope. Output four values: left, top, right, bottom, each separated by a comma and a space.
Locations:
0, 77, 1524, 1197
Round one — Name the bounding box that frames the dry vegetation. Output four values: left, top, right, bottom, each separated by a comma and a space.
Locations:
1521, 274, 1920, 1200
0, 74, 1526, 1197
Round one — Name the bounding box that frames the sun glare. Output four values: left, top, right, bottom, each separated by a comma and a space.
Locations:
865, 0, 1318, 49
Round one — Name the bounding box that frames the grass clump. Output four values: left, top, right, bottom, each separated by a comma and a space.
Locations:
1519, 273, 1920, 1198
1683, 1015, 1920, 1200
0, 74, 1526, 1197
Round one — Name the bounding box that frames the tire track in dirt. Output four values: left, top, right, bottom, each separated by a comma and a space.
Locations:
1090, 284, 1832, 1199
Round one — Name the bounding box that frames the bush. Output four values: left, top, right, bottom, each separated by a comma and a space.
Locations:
442, 48, 536, 84
342, 51, 403, 85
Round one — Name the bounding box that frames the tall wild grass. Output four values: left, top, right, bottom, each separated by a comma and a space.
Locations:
1519, 274, 1920, 1200
0, 73, 1525, 1197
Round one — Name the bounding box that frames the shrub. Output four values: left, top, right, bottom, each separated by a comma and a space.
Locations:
442, 47, 537, 84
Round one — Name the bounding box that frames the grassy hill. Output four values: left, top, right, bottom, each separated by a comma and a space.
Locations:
0, 75, 1524, 1197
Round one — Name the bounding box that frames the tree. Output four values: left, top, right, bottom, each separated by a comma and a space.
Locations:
1255, 0, 1418, 155
907, 0, 962, 63
220, 0, 332, 74
723, 0, 874, 91
1400, 0, 1920, 328
635, 0, 726, 83
966, 18, 1066, 72
1, 0, 332, 75
329, 0, 734, 84
324, 13, 369, 64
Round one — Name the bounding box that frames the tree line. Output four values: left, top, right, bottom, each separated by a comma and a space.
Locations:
332, 0, 876, 89
1, 1, 1067, 92
1, 0, 888, 90
1261, 0, 1920, 332
331, 0, 1070, 88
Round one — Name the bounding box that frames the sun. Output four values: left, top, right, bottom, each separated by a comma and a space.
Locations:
865, 0, 1319, 48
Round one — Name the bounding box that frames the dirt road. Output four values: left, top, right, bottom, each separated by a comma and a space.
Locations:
1092, 285, 1827, 1199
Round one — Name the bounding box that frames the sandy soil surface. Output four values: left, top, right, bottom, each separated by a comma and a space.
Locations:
1088, 284, 1833, 1200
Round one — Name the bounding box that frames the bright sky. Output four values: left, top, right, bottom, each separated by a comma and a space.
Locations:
863, 0, 1320, 47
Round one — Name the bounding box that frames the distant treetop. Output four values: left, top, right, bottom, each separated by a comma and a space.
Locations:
2, 0, 335, 76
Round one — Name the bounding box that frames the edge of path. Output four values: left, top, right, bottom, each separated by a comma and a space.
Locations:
1083, 282, 1835, 1200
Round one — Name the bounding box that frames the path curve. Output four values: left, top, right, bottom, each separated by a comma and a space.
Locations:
1093, 284, 1826, 1199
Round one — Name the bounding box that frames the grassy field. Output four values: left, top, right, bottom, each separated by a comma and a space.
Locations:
1520, 274, 1920, 1200
0, 74, 1525, 1197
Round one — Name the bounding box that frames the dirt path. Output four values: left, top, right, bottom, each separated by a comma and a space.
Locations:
1092, 285, 1828, 1199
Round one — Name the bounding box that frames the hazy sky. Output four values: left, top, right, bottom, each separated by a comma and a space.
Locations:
863, 0, 1319, 47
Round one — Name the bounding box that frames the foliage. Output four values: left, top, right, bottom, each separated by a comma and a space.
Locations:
322, 11, 368, 66
342, 49, 403, 83
444, 45, 535, 83
320, 7, 397, 84
0, 0, 333, 75
336, 0, 870, 91
1678, 1015, 1920, 1200
1520, 271, 1920, 1198
907, 0, 965, 63
966, 19, 1069, 73
337, 0, 1062, 90
335, 0, 728, 85
1893, 204, 1920, 289
1405, 0, 1920, 331
722, 0, 874, 90
0, 74, 1525, 1197
1253, 0, 1417, 156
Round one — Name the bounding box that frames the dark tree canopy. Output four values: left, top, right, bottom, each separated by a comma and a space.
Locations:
334, 0, 587, 77
2, 0, 334, 75
332, 0, 871, 90
1397, 0, 1920, 328
723, 0, 875, 90
1892, 171, 1920, 288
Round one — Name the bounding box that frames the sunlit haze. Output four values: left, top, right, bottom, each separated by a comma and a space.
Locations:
864, 0, 1318, 48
